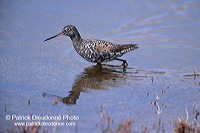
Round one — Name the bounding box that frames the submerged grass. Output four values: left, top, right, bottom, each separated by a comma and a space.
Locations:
6, 114, 200, 133
174, 117, 200, 133
6, 102, 200, 133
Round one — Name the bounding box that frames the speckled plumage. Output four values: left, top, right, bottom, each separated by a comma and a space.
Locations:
43, 25, 138, 67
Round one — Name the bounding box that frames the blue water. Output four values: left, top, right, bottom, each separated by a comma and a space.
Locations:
0, 0, 200, 132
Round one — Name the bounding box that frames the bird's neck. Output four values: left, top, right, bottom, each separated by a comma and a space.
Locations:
70, 33, 82, 43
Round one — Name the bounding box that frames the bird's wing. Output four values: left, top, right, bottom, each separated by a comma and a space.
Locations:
93, 40, 138, 55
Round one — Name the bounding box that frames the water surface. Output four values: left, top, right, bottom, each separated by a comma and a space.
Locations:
0, 0, 200, 132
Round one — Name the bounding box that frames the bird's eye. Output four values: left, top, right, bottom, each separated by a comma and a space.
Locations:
66, 28, 70, 31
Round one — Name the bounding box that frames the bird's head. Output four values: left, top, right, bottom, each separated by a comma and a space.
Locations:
43, 25, 80, 42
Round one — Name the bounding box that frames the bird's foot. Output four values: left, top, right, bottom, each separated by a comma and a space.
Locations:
121, 61, 128, 72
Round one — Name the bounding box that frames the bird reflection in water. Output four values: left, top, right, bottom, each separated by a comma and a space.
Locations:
43, 64, 129, 105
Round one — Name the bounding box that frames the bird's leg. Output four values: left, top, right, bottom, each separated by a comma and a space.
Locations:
115, 58, 128, 68
96, 63, 102, 71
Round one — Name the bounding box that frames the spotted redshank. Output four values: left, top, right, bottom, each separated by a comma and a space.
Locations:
43, 25, 138, 68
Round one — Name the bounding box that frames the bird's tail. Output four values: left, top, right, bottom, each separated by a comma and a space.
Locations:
117, 44, 138, 55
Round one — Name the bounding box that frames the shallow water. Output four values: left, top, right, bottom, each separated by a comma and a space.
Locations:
0, 0, 200, 132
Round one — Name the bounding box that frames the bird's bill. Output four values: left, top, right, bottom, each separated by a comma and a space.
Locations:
43, 33, 64, 42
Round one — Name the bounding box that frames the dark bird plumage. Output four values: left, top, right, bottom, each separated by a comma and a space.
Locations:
43, 25, 138, 67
